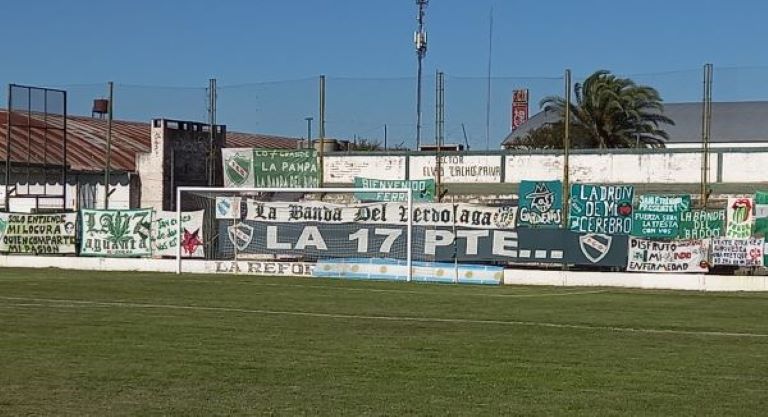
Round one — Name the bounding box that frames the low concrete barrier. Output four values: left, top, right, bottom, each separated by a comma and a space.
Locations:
1, 255, 766, 292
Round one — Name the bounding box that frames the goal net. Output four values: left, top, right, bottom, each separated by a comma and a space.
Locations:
176, 187, 414, 280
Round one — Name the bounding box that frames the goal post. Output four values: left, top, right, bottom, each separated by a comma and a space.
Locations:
175, 187, 414, 281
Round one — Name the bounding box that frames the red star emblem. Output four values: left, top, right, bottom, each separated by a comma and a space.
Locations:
181, 228, 203, 255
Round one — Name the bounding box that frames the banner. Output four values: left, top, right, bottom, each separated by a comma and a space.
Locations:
569, 184, 634, 235
753, 191, 768, 265
353, 177, 435, 202
245, 201, 517, 230
222, 148, 319, 188
216, 197, 241, 219
313, 258, 503, 285
627, 238, 708, 273
711, 238, 764, 267
725, 197, 754, 238
511, 89, 529, 130
152, 210, 205, 258
517, 180, 562, 227
631, 211, 680, 238
253, 149, 318, 188
637, 194, 691, 213
219, 220, 626, 267
0, 213, 77, 254
80, 209, 153, 257
678, 210, 724, 239
222, 148, 255, 187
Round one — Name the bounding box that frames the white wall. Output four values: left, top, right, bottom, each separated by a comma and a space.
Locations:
720, 152, 767, 182
321, 150, 768, 185
504, 153, 718, 184
410, 155, 502, 183
324, 156, 406, 183
135, 124, 165, 211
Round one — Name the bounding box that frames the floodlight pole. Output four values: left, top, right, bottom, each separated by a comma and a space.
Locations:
562, 69, 571, 228
104, 81, 113, 209
414, 0, 428, 150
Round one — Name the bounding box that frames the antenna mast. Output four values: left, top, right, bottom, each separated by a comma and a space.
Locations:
414, 0, 429, 150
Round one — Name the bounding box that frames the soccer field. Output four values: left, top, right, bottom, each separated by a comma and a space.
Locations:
0, 268, 766, 416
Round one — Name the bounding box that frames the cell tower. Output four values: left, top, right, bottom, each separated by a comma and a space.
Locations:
414, 0, 428, 150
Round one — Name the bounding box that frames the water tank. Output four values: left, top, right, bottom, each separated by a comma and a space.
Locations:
92, 99, 109, 115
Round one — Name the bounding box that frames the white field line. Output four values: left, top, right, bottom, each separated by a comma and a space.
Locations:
1, 296, 766, 339
176, 279, 609, 298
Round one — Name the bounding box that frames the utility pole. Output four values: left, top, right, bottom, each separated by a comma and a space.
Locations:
701, 63, 713, 208
305, 117, 313, 149
435, 71, 444, 202
384, 124, 388, 150
104, 81, 113, 209
207, 78, 217, 188
414, 0, 429, 150
318, 75, 326, 188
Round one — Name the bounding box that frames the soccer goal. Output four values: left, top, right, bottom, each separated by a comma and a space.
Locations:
175, 187, 414, 280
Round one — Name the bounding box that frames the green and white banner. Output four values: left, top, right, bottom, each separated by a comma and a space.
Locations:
631, 194, 690, 238
80, 209, 153, 257
222, 148, 319, 188
353, 177, 435, 202
517, 180, 563, 227
0, 213, 77, 254
678, 209, 724, 239
725, 197, 754, 238
569, 184, 634, 235
152, 210, 205, 258
753, 191, 768, 265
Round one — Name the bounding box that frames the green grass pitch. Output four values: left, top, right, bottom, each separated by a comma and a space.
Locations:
0, 268, 767, 416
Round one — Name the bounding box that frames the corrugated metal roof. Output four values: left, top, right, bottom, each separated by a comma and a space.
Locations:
502, 101, 768, 147
0, 111, 300, 172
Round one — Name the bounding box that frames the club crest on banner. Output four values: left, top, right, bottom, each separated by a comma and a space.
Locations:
526, 183, 555, 213
216, 197, 241, 219
225, 151, 252, 186
579, 233, 613, 263
228, 223, 254, 251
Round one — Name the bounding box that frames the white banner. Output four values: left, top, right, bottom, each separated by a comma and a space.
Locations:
711, 238, 764, 267
245, 200, 517, 230
627, 238, 708, 273
215, 197, 241, 219
0, 212, 77, 254
152, 210, 205, 258
410, 155, 502, 183
80, 209, 153, 257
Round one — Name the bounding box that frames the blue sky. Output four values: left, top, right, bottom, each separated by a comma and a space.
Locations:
2, 0, 767, 148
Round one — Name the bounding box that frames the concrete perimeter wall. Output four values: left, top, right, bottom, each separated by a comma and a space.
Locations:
2, 256, 766, 292
322, 148, 768, 185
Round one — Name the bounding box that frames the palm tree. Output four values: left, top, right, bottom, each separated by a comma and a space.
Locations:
539, 70, 674, 148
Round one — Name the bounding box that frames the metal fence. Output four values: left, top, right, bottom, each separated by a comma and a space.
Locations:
21, 65, 768, 152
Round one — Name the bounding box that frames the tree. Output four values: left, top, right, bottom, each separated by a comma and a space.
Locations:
538, 70, 674, 148
509, 121, 592, 150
